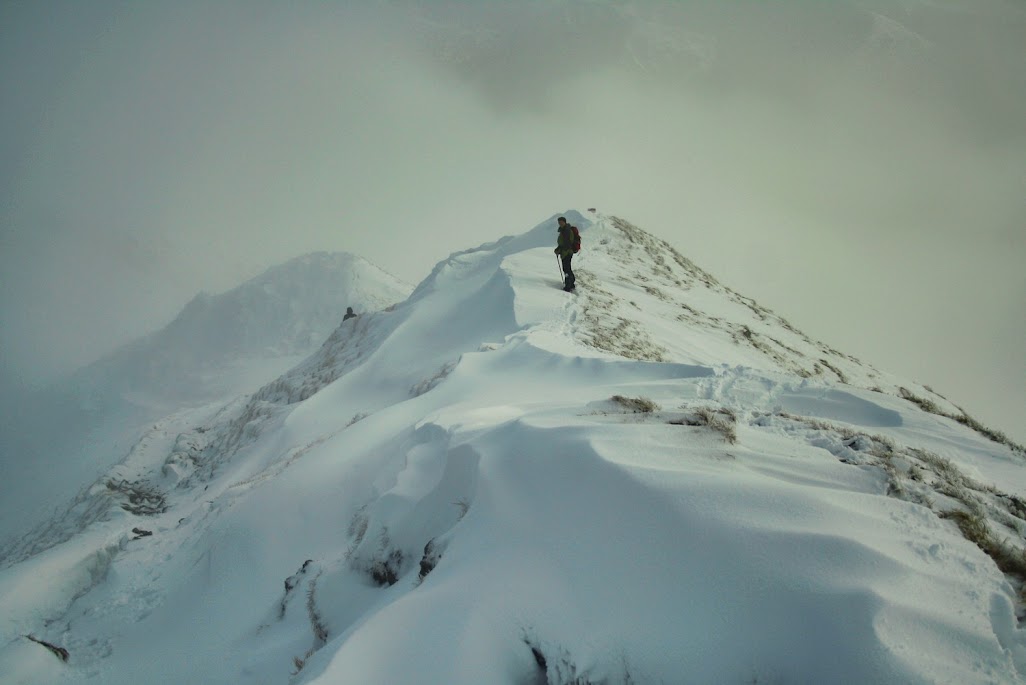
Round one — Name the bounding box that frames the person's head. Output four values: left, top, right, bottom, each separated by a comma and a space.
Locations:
346, 306, 354, 314
557, 216, 567, 226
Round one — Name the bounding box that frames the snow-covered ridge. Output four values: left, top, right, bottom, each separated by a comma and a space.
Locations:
81, 251, 413, 401
0, 252, 413, 563
568, 216, 931, 391
2, 211, 1024, 684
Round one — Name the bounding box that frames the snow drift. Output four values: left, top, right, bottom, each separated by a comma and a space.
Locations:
1, 211, 1024, 684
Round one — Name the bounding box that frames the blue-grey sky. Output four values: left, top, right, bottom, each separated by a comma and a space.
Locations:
1, 0, 1024, 441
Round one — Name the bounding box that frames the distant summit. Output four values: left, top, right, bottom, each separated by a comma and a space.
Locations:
80, 251, 413, 403
0, 252, 412, 551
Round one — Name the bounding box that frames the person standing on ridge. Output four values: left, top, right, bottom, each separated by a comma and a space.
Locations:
343, 306, 357, 321
554, 216, 579, 291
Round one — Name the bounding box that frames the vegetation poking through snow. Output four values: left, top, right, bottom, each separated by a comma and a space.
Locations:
610, 216, 717, 290
361, 528, 404, 587
306, 574, 329, 644
105, 479, 167, 515
155, 396, 286, 489
25, 635, 69, 663
596, 216, 881, 388
671, 407, 738, 444
187, 310, 400, 486
899, 387, 943, 414
4, 212, 1022, 682
369, 549, 404, 587
348, 506, 369, 542
764, 411, 1026, 604
953, 411, 1025, 454
731, 324, 808, 376
575, 272, 669, 362
344, 506, 370, 563
411, 360, 457, 396
206, 399, 281, 465
528, 640, 547, 673
291, 570, 328, 675
418, 540, 442, 583
523, 635, 634, 685
611, 395, 659, 413
818, 358, 849, 384
899, 387, 1025, 454
256, 312, 387, 406
939, 510, 1026, 587
280, 560, 314, 619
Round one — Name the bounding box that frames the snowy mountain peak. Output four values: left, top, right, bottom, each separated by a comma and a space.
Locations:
82, 251, 413, 402
144, 251, 410, 368
2, 212, 1024, 684
0, 252, 413, 564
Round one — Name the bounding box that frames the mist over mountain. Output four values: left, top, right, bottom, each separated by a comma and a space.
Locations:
2, 211, 1023, 684
77, 251, 412, 403
2, 0, 1022, 453
0, 252, 412, 555
381, 0, 1024, 134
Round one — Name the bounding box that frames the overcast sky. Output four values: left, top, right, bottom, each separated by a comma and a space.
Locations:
1, 0, 1023, 441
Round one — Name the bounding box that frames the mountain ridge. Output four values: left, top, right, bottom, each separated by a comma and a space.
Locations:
79, 250, 413, 401
2, 211, 1024, 684
0, 251, 413, 559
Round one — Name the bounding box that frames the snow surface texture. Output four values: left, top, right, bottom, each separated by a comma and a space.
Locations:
0, 252, 412, 561
2, 211, 1025, 684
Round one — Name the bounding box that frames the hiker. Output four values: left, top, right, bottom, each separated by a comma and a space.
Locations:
554, 216, 578, 291
343, 306, 357, 321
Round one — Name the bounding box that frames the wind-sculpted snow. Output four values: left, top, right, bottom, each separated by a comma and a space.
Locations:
2, 211, 1024, 684
308, 403, 1018, 684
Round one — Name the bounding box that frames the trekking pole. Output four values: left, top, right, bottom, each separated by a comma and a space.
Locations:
556, 254, 565, 286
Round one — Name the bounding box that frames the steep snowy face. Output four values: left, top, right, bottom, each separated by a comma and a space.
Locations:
2, 211, 1024, 685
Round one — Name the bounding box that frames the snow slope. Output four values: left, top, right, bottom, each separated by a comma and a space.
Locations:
76, 251, 413, 403
2, 211, 1024, 684
0, 252, 412, 560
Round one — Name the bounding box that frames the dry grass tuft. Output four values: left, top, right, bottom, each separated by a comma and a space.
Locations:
671, 407, 737, 444
611, 395, 659, 413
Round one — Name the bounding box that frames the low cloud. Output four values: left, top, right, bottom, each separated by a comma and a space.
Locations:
1, 0, 1023, 437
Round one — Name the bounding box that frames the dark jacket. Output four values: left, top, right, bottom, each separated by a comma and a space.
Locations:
556, 224, 577, 258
